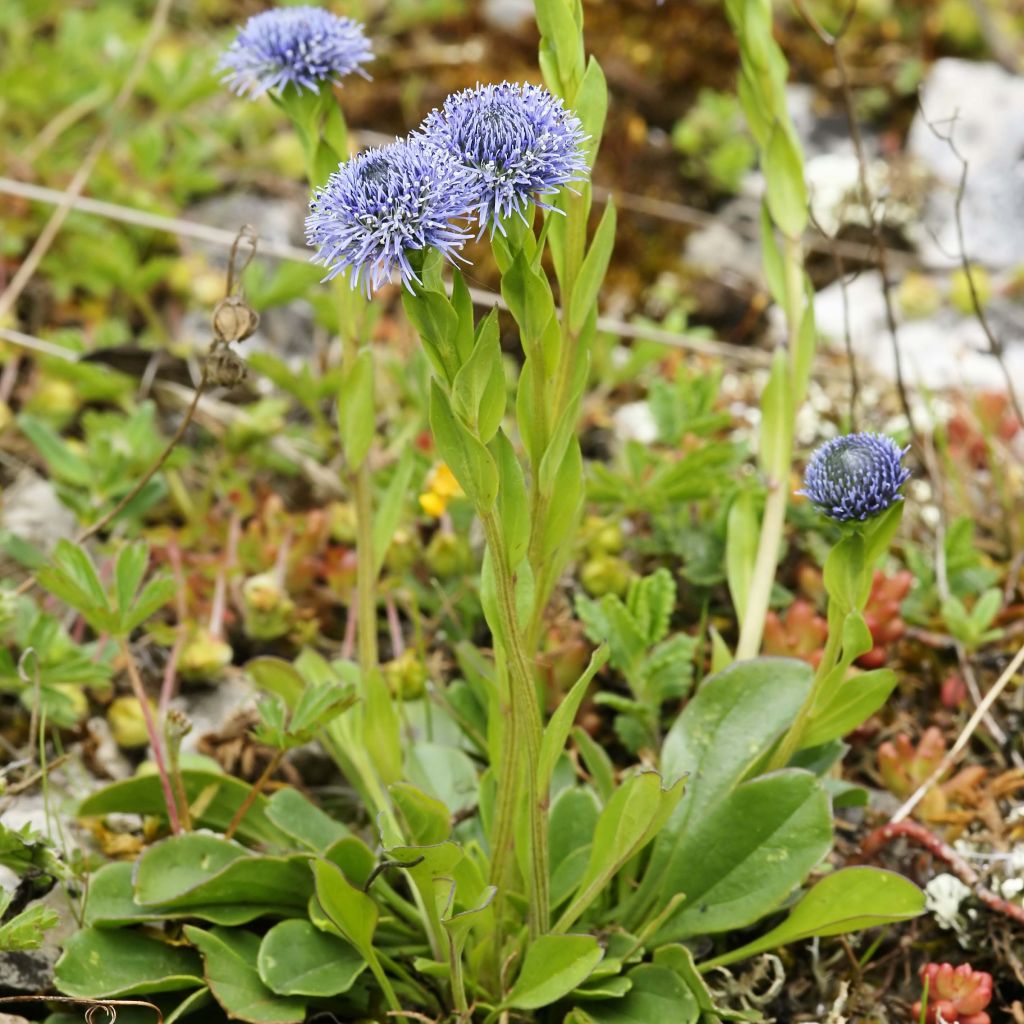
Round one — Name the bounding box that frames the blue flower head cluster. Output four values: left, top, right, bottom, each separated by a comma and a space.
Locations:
418, 82, 589, 234
800, 433, 911, 523
218, 6, 371, 99
302, 78, 587, 291
306, 139, 477, 295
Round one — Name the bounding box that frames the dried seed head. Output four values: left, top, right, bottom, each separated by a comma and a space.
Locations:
212, 296, 259, 343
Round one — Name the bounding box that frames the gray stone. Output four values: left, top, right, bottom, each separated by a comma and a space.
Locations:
173, 671, 256, 756
482, 0, 534, 32
0, 884, 78, 993
803, 269, 1024, 393
186, 192, 305, 267
0, 470, 76, 556
908, 58, 1024, 269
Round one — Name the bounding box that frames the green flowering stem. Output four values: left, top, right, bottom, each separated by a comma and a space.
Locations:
480, 509, 549, 938
766, 503, 903, 770
352, 459, 378, 672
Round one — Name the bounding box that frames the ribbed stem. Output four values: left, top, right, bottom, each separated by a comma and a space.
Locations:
481, 511, 549, 937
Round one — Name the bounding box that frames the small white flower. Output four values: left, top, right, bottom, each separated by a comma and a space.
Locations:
924, 873, 973, 937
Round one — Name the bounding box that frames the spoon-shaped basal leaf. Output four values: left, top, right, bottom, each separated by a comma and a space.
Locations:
554, 771, 685, 933
504, 933, 604, 1011
698, 866, 924, 970
185, 926, 305, 1024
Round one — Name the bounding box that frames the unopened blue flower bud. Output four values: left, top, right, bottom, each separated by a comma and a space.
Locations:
799, 433, 911, 523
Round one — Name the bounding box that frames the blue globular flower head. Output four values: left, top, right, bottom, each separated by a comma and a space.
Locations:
799, 433, 911, 523
417, 81, 588, 234
305, 138, 476, 294
218, 6, 371, 99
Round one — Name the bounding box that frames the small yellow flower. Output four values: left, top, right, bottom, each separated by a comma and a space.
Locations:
418, 463, 463, 517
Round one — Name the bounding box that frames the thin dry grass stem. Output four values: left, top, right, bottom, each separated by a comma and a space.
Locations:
809, 208, 860, 429
791, 0, 921, 448
158, 539, 188, 716
21, 84, 112, 165
0, 0, 174, 324
119, 636, 182, 835
916, 105, 1024, 429
224, 748, 284, 841
0, 995, 163, 1023
0, 177, 788, 369
890, 639, 1024, 823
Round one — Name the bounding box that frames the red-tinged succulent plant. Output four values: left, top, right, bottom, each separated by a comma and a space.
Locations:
948, 391, 1021, 469
763, 599, 828, 666
940, 673, 968, 709
877, 726, 948, 818
912, 962, 993, 1024
858, 569, 913, 668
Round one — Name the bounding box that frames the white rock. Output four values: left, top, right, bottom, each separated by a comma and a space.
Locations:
908, 58, 1024, 269
612, 401, 659, 444
793, 270, 1024, 393
482, 0, 534, 32
0, 470, 76, 554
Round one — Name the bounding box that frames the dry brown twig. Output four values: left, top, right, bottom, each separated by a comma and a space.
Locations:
790, 0, 921, 448
891, 639, 1024, 823
915, 104, 1024, 428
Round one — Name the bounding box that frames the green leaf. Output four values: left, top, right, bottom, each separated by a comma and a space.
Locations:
390, 781, 452, 846
185, 926, 305, 1024
0, 898, 59, 951
429, 379, 498, 510
572, 726, 615, 804
759, 201, 787, 308
55, 927, 203, 998
36, 540, 114, 631
803, 667, 898, 748
763, 122, 808, 238
79, 770, 289, 848
726, 491, 758, 623
505, 934, 604, 1010
626, 658, 812, 928
402, 288, 460, 384
133, 834, 312, 911
123, 575, 177, 633
824, 532, 867, 613
556, 771, 685, 932
632, 568, 674, 646
549, 787, 602, 908
362, 665, 403, 784
114, 541, 149, 625
575, 965, 699, 1024
574, 57, 609, 163
452, 308, 505, 443
247, 657, 306, 708
264, 786, 352, 851
405, 742, 478, 814
700, 867, 924, 970
570, 200, 616, 333
83, 862, 271, 927
312, 858, 378, 958
257, 919, 366, 997
533, 0, 585, 91
338, 348, 375, 469
494, 430, 530, 567
538, 646, 609, 795
372, 447, 416, 575
17, 415, 92, 486
501, 251, 556, 349
654, 770, 832, 942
